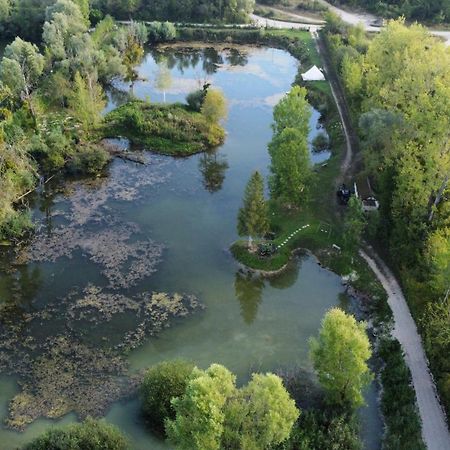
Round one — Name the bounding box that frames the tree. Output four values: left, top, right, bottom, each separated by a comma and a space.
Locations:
23, 417, 129, 450
166, 363, 299, 450
237, 171, 269, 249
268, 128, 311, 207
68, 71, 106, 135
140, 360, 195, 433
310, 308, 372, 409
0, 38, 44, 116
201, 89, 227, 124
223, 373, 300, 449
424, 228, 450, 297
272, 86, 311, 137
166, 364, 237, 450
343, 196, 366, 256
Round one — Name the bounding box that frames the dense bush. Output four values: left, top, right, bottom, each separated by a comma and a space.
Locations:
186, 89, 206, 112
378, 337, 425, 450
23, 418, 130, 450
140, 360, 194, 432
147, 21, 176, 43
67, 144, 110, 176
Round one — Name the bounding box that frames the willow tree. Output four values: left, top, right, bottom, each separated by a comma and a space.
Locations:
310, 308, 372, 409
237, 171, 269, 250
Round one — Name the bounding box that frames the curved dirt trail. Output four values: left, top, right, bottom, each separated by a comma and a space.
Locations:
360, 249, 450, 450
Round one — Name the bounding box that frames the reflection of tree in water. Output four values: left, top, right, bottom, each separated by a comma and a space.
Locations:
226, 48, 249, 67
202, 48, 224, 74
198, 150, 229, 193
234, 270, 265, 325
268, 257, 302, 290
0, 263, 42, 313
107, 85, 134, 109
155, 57, 172, 103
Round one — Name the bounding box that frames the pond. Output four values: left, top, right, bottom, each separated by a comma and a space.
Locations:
0, 45, 379, 449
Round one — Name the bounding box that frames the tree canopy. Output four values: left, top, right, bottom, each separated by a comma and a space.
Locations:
310, 308, 372, 409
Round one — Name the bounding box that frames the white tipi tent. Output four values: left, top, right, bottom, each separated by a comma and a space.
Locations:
301, 65, 325, 81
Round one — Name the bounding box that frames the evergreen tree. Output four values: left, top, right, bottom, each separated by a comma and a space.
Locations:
237, 171, 269, 249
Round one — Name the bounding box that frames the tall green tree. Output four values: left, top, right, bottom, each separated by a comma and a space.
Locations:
269, 128, 311, 207
223, 373, 299, 449
0, 37, 44, 118
201, 89, 228, 124
68, 71, 105, 135
237, 171, 269, 249
166, 363, 299, 450
272, 86, 311, 137
166, 364, 237, 450
310, 308, 372, 409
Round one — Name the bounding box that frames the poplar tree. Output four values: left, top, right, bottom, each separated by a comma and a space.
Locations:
237, 171, 269, 250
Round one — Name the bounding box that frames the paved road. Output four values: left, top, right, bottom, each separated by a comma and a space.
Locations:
360, 250, 450, 450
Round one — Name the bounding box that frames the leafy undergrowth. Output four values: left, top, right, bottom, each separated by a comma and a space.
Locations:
104, 100, 224, 156
378, 337, 426, 450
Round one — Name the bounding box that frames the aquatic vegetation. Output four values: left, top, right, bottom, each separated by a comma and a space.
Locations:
0, 286, 203, 430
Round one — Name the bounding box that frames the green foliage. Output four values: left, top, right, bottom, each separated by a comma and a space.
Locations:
201, 89, 228, 124
310, 308, 372, 409
269, 128, 311, 207
278, 410, 362, 450
269, 86, 312, 208
272, 86, 310, 137
166, 364, 237, 450
186, 89, 206, 112
147, 21, 176, 43
0, 37, 44, 101
68, 72, 106, 135
105, 100, 225, 155
378, 337, 425, 450
166, 363, 299, 450
328, 0, 450, 23
66, 143, 110, 176
140, 360, 195, 433
343, 196, 366, 256
23, 417, 130, 450
93, 0, 255, 23
223, 373, 300, 449
237, 171, 269, 248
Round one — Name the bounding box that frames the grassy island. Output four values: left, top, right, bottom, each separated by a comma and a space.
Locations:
104, 100, 226, 156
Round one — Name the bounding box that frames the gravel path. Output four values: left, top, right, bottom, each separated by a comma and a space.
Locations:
360, 249, 450, 450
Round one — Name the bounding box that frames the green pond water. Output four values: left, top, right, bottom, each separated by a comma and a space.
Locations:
0, 46, 381, 449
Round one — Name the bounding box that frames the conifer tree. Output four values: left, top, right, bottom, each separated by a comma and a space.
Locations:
237, 171, 269, 250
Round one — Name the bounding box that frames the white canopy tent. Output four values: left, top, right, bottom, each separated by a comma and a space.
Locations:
301, 65, 325, 81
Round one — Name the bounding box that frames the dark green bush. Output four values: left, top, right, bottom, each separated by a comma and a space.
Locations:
379, 337, 425, 450
67, 144, 110, 176
23, 418, 129, 450
186, 89, 206, 112
140, 359, 194, 433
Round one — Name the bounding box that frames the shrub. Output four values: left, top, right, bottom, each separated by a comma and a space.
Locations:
0, 210, 33, 241
186, 89, 206, 112
147, 21, 176, 43
141, 359, 195, 432
67, 144, 110, 176
23, 418, 129, 450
